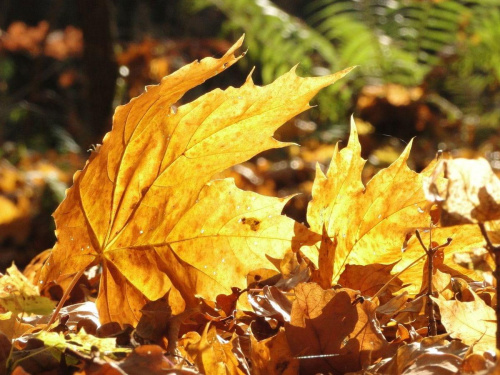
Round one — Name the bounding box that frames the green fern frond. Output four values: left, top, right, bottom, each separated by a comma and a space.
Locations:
200, 0, 339, 82
189, 0, 352, 122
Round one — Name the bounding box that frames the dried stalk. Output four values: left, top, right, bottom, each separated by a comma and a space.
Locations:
478, 223, 500, 350
415, 229, 451, 337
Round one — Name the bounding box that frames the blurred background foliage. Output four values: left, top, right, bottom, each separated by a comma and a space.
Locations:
1, 0, 500, 269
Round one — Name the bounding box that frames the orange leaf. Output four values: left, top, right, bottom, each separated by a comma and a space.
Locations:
40, 37, 351, 325
337, 262, 403, 299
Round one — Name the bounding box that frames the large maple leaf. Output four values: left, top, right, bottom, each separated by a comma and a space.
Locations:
306, 118, 486, 291
39, 37, 351, 324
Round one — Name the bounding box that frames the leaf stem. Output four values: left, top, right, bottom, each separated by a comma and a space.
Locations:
478, 223, 500, 350
44, 268, 86, 329
416, 229, 436, 336
415, 229, 452, 337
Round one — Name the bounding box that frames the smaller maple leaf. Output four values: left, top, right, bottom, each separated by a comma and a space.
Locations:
304, 117, 488, 295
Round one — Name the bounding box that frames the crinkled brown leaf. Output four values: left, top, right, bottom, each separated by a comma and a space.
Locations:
361, 335, 469, 374
285, 282, 390, 374
247, 286, 292, 322
40, 36, 351, 324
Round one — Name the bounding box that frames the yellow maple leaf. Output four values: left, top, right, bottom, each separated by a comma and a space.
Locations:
39, 36, 351, 325
305, 118, 485, 292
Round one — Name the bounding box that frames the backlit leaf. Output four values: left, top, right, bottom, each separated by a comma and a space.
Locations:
432, 291, 496, 353
0, 264, 55, 316
305, 118, 486, 293
424, 158, 500, 225
40, 37, 351, 324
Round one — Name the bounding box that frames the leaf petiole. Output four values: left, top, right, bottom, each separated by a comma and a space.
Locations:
43, 268, 86, 330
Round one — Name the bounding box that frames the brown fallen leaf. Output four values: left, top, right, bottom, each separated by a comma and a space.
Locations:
432, 290, 496, 353
250, 328, 299, 375
358, 335, 468, 374
135, 299, 172, 344
285, 282, 390, 374
40, 36, 351, 325
119, 345, 172, 375
247, 286, 292, 322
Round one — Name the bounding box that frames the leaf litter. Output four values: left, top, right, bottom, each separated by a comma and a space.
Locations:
1, 36, 499, 374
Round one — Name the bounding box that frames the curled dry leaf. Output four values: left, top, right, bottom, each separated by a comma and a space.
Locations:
360, 335, 469, 374
39, 36, 352, 325
285, 282, 390, 374
247, 286, 292, 322
431, 290, 496, 353
424, 158, 500, 226
34, 301, 100, 329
